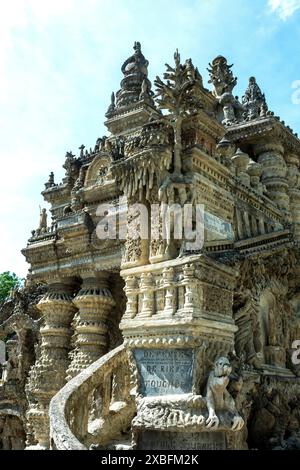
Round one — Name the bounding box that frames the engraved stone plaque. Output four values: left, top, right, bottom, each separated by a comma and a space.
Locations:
204, 212, 234, 241
133, 348, 193, 396
139, 431, 227, 450
0, 341, 5, 365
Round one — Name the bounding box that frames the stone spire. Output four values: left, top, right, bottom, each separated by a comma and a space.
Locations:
114, 41, 153, 109
207, 55, 237, 99
207, 55, 242, 126
242, 76, 268, 120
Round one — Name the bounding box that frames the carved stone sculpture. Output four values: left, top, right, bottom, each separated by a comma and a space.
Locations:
39, 208, 47, 231
204, 357, 244, 431
242, 77, 268, 120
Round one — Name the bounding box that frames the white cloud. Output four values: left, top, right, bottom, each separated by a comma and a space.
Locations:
268, 0, 300, 19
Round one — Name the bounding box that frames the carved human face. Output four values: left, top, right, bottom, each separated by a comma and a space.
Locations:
214, 357, 232, 377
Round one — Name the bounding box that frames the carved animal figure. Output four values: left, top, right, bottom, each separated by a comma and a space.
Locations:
205, 357, 244, 431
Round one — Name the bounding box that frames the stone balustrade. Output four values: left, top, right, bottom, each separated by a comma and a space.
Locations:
49, 344, 135, 450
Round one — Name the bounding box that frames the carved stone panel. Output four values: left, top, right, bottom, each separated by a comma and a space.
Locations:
139, 430, 227, 450
133, 348, 193, 396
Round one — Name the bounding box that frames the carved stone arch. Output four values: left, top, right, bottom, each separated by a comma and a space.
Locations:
84, 153, 112, 187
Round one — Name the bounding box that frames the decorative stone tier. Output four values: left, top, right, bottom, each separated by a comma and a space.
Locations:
121, 254, 237, 336
133, 394, 242, 450
25, 280, 78, 449
66, 273, 116, 380
254, 142, 289, 216
119, 255, 240, 450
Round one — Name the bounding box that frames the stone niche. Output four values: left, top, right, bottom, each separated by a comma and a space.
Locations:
259, 290, 286, 368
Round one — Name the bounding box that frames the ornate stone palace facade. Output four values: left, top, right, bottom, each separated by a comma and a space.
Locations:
1, 42, 300, 450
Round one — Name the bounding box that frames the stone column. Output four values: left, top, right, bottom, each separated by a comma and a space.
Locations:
247, 161, 263, 195
162, 267, 176, 315
66, 272, 115, 380
124, 276, 138, 319
254, 142, 289, 217
140, 273, 155, 317
25, 279, 78, 449
286, 153, 300, 241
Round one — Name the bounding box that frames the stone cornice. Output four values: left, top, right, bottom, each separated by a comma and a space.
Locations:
225, 117, 300, 156
27, 249, 122, 282
42, 183, 71, 204
234, 228, 291, 254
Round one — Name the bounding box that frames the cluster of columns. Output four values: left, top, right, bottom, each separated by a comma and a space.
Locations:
25, 272, 115, 449
254, 141, 300, 242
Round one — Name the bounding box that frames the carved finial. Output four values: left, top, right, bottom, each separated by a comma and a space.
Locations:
133, 41, 141, 52
39, 207, 47, 230
242, 76, 268, 120
78, 145, 85, 158
115, 42, 151, 108
139, 78, 154, 105
207, 56, 242, 125
174, 48, 180, 67
65, 150, 75, 160
44, 171, 55, 189
207, 56, 237, 98
106, 92, 116, 116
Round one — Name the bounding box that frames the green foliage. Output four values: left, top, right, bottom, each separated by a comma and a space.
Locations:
0, 272, 22, 302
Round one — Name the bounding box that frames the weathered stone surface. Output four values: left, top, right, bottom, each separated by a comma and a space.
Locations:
1, 42, 300, 451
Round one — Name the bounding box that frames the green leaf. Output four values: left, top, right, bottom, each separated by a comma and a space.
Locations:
0, 272, 23, 303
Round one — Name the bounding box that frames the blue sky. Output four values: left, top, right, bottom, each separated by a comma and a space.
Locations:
1, 0, 300, 277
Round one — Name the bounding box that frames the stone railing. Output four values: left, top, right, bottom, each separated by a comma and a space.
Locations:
49, 344, 135, 450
